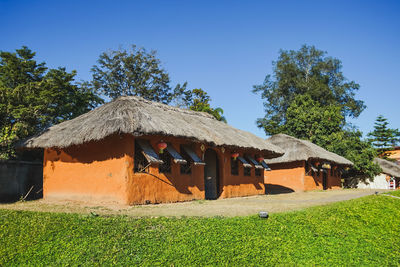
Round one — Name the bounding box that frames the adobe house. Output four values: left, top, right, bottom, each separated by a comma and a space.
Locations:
263, 134, 353, 193
356, 158, 400, 189
22, 96, 283, 204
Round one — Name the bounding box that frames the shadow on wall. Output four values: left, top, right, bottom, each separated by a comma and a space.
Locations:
157, 172, 194, 195
265, 184, 295, 195
46, 134, 127, 165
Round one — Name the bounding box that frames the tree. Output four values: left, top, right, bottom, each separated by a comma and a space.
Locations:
283, 94, 344, 147
326, 130, 381, 182
90, 45, 226, 121
0, 46, 102, 159
175, 88, 227, 122
91, 45, 186, 103
252, 45, 380, 179
253, 45, 365, 135
367, 115, 400, 156
281, 95, 380, 179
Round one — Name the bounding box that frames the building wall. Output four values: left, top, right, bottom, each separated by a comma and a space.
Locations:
219, 152, 265, 199
0, 160, 43, 202
43, 134, 131, 203
265, 160, 342, 192
387, 148, 400, 165
126, 135, 264, 204
43, 134, 265, 205
264, 161, 305, 193
356, 173, 390, 189
304, 167, 342, 190
327, 168, 342, 189
125, 135, 204, 204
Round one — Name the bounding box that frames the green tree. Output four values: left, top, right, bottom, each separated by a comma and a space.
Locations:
252, 45, 380, 179
176, 88, 227, 122
281, 95, 380, 179
283, 94, 344, 146
91, 45, 186, 103
326, 130, 381, 181
253, 45, 365, 135
0, 46, 102, 159
367, 115, 400, 156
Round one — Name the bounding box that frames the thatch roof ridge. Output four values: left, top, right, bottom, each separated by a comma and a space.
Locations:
374, 158, 400, 178
264, 133, 353, 166
22, 96, 284, 157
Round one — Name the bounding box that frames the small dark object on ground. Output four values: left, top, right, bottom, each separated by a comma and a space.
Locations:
90, 211, 99, 217
259, 211, 269, 218
375, 191, 379, 195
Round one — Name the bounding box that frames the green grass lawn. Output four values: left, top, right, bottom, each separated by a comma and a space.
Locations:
1, 195, 399, 266
388, 190, 400, 197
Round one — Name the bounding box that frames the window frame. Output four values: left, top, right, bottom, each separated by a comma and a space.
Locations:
180, 144, 193, 175
231, 157, 239, 176
134, 140, 150, 173
158, 150, 172, 174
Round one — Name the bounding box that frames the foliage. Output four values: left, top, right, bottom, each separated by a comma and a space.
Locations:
283, 94, 344, 145
91, 45, 186, 103
175, 88, 227, 122
280, 95, 380, 179
1, 195, 400, 265
367, 115, 400, 156
0, 126, 18, 160
0, 47, 103, 159
253, 45, 365, 136
325, 130, 381, 180
253, 45, 379, 178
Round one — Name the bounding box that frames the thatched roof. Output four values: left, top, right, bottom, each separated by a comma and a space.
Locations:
22, 96, 284, 157
264, 134, 353, 166
374, 158, 400, 178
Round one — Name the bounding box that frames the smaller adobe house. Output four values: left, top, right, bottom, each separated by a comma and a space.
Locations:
22, 96, 283, 204
356, 158, 400, 189
264, 134, 353, 193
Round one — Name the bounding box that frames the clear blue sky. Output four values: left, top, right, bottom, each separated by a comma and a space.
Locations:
1, 0, 399, 138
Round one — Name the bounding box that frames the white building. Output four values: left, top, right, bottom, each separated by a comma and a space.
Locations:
357, 158, 400, 189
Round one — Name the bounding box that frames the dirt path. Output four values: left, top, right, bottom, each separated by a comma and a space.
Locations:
0, 189, 388, 217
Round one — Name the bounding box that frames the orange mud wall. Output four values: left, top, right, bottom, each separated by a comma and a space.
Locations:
43, 134, 132, 203
265, 161, 342, 193
387, 148, 400, 165
43, 134, 265, 205
127, 135, 264, 204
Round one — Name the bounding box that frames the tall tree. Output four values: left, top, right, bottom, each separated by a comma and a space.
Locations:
283, 94, 344, 146
282, 94, 380, 179
0, 46, 102, 159
175, 88, 227, 122
367, 115, 400, 156
327, 130, 381, 182
253, 45, 365, 135
252, 45, 380, 179
91, 45, 186, 103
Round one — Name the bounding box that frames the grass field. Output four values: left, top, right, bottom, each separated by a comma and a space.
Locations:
388, 190, 400, 197
1, 194, 399, 266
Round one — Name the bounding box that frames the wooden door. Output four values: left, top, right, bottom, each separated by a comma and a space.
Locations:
204, 149, 219, 199
323, 171, 328, 190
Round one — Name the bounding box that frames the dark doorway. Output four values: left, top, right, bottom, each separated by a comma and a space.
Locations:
322, 171, 328, 190
204, 149, 219, 199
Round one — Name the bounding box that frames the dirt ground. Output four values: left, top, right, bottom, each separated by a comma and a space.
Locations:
0, 189, 388, 218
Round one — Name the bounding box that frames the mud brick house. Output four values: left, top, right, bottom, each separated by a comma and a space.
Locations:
22, 96, 283, 204
264, 134, 353, 193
